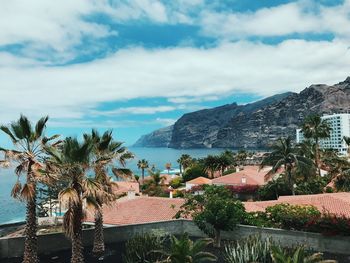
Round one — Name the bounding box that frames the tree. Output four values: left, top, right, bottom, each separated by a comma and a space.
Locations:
344, 136, 350, 157
165, 162, 172, 174
302, 115, 331, 176
176, 185, 245, 248
0, 115, 56, 263
142, 170, 167, 197
84, 129, 133, 255
177, 154, 193, 174
217, 153, 232, 176
203, 155, 219, 178
137, 159, 149, 183
261, 137, 314, 195
183, 163, 208, 182
161, 234, 217, 263
45, 137, 99, 263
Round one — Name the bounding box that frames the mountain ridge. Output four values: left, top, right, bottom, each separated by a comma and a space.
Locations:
134, 77, 350, 149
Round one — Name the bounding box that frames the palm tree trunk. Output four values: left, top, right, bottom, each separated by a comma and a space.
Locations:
92, 207, 105, 255
71, 203, 84, 263
179, 164, 182, 175
23, 164, 38, 263
141, 169, 145, 184
315, 138, 321, 177
22, 194, 38, 263
287, 168, 295, 196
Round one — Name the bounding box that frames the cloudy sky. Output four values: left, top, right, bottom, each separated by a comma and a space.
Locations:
0, 0, 350, 145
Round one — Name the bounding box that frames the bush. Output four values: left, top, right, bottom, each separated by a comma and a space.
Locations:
226, 184, 260, 195
183, 164, 207, 182
266, 204, 321, 230
305, 212, 350, 236
224, 235, 273, 263
169, 177, 183, 189
243, 212, 274, 228
258, 178, 292, 200
295, 177, 328, 195
122, 232, 167, 263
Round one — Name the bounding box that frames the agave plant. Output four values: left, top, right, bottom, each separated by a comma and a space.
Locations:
0, 115, 58, 263
224, 235, 273, 263
160, 234, 217, 263
271, 246, 337, 263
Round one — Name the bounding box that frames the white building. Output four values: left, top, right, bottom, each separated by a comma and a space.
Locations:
296, 113, 350, 155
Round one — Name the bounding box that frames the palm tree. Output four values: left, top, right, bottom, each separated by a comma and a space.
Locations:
165, 162, 172, 174
45, 137, 99, 263
161, 234, 217, 263
148, 170, 166, 187
260, 137, 314, 195
0, 115, 56, 263
302, 115, 331, 176
217, 153, 232, 176
84, 129, 133, 255
177, 154, 192, 174
137, 159, 149, 183
204, 155, 219, 178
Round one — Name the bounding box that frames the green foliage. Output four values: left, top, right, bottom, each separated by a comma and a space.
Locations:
161, 234, 217, 263
295, 177, 329, 195
122, 232, 166, 263
271, 246, 335, 263
183, 163, 208, 182
243, 212, 274, 228
334, 170, 350, 192
305, 212, 350, 236
169, 177, 183, 189
223, 168, 236, 176
258, 177, 292, 200
224, 235, 273, 263
266, 204, 321, 230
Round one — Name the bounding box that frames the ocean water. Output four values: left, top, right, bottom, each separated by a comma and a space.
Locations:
0, 147, 224, 225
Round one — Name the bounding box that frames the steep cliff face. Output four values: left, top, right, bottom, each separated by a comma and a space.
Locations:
134, 78, 350, 149
133, 125, 173, 147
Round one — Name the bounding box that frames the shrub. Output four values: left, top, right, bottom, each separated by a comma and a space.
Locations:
224, 235, 273, 263
169, 177, 183, 189
226, 185, 260, 195
305, 212, 350, 236
243, 211, 274, 228
295, 177, 328, 195
258, 178, 292, 200
183, 164, 207, 182
266, 204, 321, 230
122, 232, 167, 263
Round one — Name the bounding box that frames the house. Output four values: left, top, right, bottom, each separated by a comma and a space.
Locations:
244, 192, 350, 218
212, 165, 271, 186
185, 177, 212, 191
112, 181, 140, 196
85, 196, 185, 225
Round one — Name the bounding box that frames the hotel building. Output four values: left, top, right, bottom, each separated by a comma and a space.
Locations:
296, 113, 350, 155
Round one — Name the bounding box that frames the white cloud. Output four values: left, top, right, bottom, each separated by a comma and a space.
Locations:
199, 0, 350, 39
155, 117, 177, 126
91, 106, 176, 116
168, 96, 219, 104
0, 39, 349, 124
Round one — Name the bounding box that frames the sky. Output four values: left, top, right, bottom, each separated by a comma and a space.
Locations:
0, 0, 350, 146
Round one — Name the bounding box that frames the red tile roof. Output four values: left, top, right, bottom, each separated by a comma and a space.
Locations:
186, 177, 212, 185
212, 166, 269, 186
112, 181, 140, 196
244, 192, 350, 218
86, 196, 185, 225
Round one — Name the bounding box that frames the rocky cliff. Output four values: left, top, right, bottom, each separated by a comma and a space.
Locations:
134, 77, 350, 149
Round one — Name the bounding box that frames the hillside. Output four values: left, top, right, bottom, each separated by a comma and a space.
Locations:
134, 77, 350, 149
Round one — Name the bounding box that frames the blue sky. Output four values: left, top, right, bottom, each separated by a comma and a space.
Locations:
0, 0, 350, 146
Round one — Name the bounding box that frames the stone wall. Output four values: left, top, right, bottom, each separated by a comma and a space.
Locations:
1, 220, 350, 259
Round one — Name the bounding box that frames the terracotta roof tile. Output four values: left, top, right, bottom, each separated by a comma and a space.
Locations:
86, 197, 184, 225
212, 166, 269, 186
112, 182, 140, 196
186, 177, 212, 185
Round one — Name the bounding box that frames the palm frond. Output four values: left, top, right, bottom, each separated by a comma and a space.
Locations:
59, 187, 80, 207
34, 116, 48, 139
0, 125, 18, 143
20, 183, 36, 201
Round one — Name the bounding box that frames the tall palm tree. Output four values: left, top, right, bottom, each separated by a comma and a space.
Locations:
302, 115, 331, 176
45, 137, 99, 263
0, 115, 56, 263
84, 129, 133, 255
261, 137, 314, 195
204, 155, 219, 178
165, 162, 172, 174
137, 159, 149, 183
177, 154, 192, 174
217, 153, 232, 176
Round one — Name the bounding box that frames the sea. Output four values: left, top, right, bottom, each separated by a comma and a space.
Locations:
0, 147, 225, 225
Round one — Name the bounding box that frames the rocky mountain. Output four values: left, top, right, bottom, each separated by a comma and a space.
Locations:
134, 77, 350, 149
